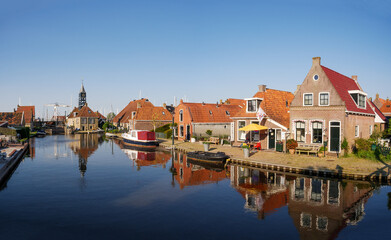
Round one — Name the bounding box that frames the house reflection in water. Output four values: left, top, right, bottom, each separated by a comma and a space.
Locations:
68, 134, 103, 177
229, 165, 289, 219
117, 140, 171, 171
289, 177, 373, 240
229, 165, 374, 239
172, 152, 227, 189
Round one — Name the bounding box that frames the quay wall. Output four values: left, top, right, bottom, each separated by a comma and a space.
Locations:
0, 142, 29, 188
159, 142, 391, 185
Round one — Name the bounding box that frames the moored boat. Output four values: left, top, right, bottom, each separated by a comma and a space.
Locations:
121, 130, 159, 149
36, 130, 47, 137
186, 151, 229, 165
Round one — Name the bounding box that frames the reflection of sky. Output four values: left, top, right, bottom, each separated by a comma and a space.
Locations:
113, 178, 204, 208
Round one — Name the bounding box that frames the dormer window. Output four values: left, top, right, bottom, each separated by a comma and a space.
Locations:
209, 110, 212, 115
349, 90, 367, 109
225, 111, 230, 115
245, 98, 262, 113
132, 111, 136, 119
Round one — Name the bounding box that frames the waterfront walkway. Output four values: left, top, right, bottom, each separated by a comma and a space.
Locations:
159, 139, 391, 183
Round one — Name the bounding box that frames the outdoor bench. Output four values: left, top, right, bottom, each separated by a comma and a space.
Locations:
209, 137, 219, 145
296, 144, 320, 156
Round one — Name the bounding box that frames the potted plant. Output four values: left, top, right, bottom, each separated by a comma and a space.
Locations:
286, 139, 298, 154
242, 144, 250, 158
318, 146, 327, 157
203, 141, 210, 151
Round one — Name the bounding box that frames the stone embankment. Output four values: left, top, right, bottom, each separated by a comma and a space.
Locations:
0, 142, 29, 187
159, 139, 391, 184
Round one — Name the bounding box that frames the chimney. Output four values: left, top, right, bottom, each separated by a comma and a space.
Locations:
202, 102, 205, 105
258, 85, 266, 92
219, 99, 223, 104
312, 57, 321, 66
180, 99, 183, 104
163, 103, 167, 109
137, 102, 141, 109
376, 93, 379, 99
351, 75, 358, 81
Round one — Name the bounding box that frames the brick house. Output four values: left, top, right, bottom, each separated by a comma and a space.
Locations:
368, 100, 387, 132
113, 98, 172, 131
67, 104, 99, 131
230, 85, 294, 150
373, 94, 386, 109
175, 99, 243, 141
379, 98, 391, 127
290, 57, 376, 153
16, 105, 35, 128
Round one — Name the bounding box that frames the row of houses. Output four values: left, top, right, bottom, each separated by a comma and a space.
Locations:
114, 56, 388, 153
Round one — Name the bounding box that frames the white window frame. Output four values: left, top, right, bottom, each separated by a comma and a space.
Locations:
237, 120, 246, 141
295, 121, 306, 142
303, 93, 313, 106
355, 125, 359, 137
179, 110, 183, 122
319, 92, 330, 106
349, 90, 367, 109
311, 121, 323, 144
244, 98, 262, 113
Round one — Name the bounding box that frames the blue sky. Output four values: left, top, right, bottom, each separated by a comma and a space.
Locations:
1, 0, 390, 119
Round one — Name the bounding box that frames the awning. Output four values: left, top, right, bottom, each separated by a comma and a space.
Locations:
239, 123, 268, 131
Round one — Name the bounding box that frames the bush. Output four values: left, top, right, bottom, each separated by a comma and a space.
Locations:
354, 138, 372, 152
319, 146, 328, 152
164, 129, 172, 139
155, 124, 171, 133
206, 130, 212, 136
357, 150, 377, 160
286, 139, 298, 149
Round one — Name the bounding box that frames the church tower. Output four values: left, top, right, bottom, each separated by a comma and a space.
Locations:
79, 82, 86, 109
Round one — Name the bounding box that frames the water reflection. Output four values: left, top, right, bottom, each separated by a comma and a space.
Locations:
68, 134, 104, 177
229, 164, 375, 239
171, 151, 227, 189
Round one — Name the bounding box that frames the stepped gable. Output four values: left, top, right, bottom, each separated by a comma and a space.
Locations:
113, 99, 154, 124
380, 99, 391, 116
231, 88, 294, 128
16, 105, 35, 123
134, 106, 172, 121
321, 66, 374, 115
184, 102, 242, 123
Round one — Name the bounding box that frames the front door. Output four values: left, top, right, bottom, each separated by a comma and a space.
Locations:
330, 122, 340, 152
269, 129, 276, 149
186, 125, 191, 141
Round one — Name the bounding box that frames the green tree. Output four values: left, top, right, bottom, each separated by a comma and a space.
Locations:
107, 112, 116, 122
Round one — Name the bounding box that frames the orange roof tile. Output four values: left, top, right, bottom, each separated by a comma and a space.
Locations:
113, 99, 154, 124
67, 107, 80, 118
16, 105, 35, 123
134, 107, 172, 121
380, 99, 391, 116
182, 102, 242, 123
78, 105, 99, 118
232, 89, 294, 128
95, 111, 106, 119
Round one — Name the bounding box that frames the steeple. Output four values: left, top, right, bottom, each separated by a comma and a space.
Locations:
78, 81, 87, 109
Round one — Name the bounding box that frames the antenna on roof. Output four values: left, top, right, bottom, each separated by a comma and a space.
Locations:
18, 97, 21, 106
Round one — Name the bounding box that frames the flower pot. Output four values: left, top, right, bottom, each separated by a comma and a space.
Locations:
203, 143, 210, 151
289, 149, 295, 155
318, 152, 323, 157
243, 148, 250, 158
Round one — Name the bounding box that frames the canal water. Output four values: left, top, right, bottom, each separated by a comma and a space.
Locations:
0, 135, 390, 239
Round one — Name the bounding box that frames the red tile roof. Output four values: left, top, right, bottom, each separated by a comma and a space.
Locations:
16, 105, 35, 123
321, 66, 375, 115
232, 89, 294, 128
78, 105, 99, 118
95, 111, 106, 119
368, 100, 386, 121
113, 99, 154, 124
67, 107, 80, 118
0, 112, 24, 126
134, 107, 172, 121
380, 99, 391, 116
182, 102, 242, 123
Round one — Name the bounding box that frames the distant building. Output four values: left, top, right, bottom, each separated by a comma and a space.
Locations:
373, 93, 386, 109
290, 57, 376, 153
175, 99, 243, 141
0, 105, 35, 128
67, 104, 99, 131
15, 105, 35, 128
113, 98, 172, 131
79, 83, 87, 109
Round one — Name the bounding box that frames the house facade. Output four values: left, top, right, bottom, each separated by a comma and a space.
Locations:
67, 104, 99, 131
290, 57, 376, 153
175, 99, 243, 141
379, 98, 391, 126
113, 99, 154, 129
230, 85, 294, 150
